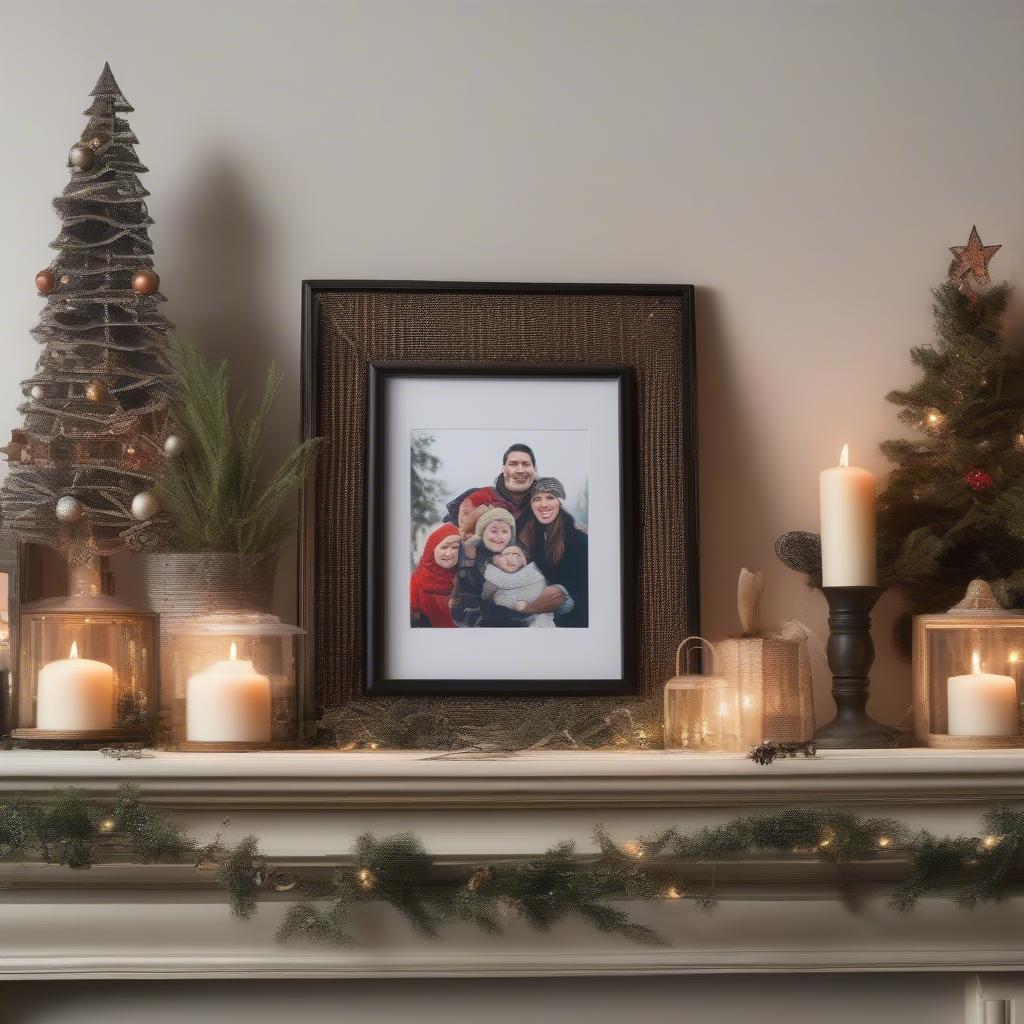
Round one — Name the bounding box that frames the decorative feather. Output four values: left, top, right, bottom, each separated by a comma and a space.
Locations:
737, 567, 765, 636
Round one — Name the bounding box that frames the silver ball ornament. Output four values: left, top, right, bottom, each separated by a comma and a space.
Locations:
68, 143, 96, 172
131, 491, 159, 522
55, 495, 85, 525
30, 385, 44, 401
163, 434, 186, 458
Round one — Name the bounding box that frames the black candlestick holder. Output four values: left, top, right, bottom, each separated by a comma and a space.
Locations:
814, 585, 901, 749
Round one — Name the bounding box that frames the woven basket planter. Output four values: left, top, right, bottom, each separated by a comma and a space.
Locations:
141, 550, 279, 744
141, 550, 279, 618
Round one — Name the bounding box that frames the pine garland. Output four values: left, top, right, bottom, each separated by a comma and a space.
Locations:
3, 786, 1024, 947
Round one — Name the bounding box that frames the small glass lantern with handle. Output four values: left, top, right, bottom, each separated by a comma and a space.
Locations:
162, 612, 304, 750
913, 580, 1024, 749
663, 636, 747, 752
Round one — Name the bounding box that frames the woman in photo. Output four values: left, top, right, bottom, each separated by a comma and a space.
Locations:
410, 524, 461, 627
519, 477, 589, 627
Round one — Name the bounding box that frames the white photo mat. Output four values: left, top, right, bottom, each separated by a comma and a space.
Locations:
383, 374, 624, 682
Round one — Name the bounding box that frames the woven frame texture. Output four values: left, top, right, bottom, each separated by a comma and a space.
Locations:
308, 287, 697, 706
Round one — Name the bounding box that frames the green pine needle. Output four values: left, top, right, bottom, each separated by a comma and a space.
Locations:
156, 338, 321, 554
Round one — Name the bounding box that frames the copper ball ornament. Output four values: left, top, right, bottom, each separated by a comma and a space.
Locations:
55, 495, 85, 525
85, 380, 109, 403
132, 269, 160, 296
68, 143, 96, 172
131, 491, 159, 522
163, 433, 186, 458
35, 270, 55, 294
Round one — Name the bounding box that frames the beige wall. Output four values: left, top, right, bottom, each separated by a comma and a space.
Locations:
1, 2, 1022, 1015
3, 0, 1024, 719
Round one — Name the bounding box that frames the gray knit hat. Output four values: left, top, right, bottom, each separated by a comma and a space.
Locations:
530, 477, 566, 501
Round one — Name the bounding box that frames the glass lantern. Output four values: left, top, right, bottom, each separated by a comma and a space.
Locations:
0, 531, 17, 735
663, 636, 748, 752
162, 612, 304, 750
913, 580, 1024, 749
12, 562, 157, 744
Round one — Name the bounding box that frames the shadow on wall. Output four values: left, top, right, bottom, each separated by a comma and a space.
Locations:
168, 154, 281, 429
693, 284, 776, 620
147, 154, 299, 620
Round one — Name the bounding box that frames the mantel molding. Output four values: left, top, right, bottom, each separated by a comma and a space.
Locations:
3, 747, 1024, 978
3, 747, 1024, 809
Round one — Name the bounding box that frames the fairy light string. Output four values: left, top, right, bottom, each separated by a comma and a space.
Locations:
1, 785, 1022, 946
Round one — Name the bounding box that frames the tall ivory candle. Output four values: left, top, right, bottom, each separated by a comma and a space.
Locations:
36, 641, 115, 730
186, 642, 271, 743
820, 444, 876, 586
948, 651, 1019, 736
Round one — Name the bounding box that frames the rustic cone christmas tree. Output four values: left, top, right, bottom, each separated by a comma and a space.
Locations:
877, 227, 1024, 646
0, 63, 173, 563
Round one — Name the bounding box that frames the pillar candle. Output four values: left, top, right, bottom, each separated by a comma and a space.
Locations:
36, 641, 115, 730
186, 642, 271, 743
819, 444, 876, 586
948, 652, 1019, 736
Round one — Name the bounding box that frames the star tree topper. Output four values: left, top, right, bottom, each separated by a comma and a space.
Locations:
948, 225, 1001, 302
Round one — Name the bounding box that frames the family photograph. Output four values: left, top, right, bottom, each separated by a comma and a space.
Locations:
409, 430, 589, 630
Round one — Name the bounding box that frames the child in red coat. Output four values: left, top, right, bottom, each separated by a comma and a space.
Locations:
410, 524, 461, 627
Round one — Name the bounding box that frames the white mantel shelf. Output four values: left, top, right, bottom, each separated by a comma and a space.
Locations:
2, 747, 1024, 979
1, 747, 1023, 808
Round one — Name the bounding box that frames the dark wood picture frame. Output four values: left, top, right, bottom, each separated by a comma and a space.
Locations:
365, 363, 635, 695
300, 281, 699, 708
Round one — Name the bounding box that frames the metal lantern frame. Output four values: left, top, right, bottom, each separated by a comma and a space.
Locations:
161, 612, 305, 752
12, 592, 158, 744
913, 611, 1024, 749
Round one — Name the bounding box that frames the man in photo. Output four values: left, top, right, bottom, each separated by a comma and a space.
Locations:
494, 443, 537, 516
443, 443, 538, 531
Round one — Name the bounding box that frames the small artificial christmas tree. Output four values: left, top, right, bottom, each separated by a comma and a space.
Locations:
0, 63, 173, 566
877, 226, 1024, 643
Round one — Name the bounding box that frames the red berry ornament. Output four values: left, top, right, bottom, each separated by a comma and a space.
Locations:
965, 469, 994, 492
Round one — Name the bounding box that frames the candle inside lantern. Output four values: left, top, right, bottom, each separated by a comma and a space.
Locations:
185, 642, 271, 743
36, 641, 115, 731
947, 651, 1019, 736
819, 444, 876, 586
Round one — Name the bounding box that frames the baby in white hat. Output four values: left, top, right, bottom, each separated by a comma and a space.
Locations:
482, 545, 571, 628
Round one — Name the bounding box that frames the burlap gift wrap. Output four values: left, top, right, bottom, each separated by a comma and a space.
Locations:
715, 569, 815, 743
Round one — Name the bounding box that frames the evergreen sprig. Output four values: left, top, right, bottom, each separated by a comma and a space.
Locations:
217, 834, 267, 920
278, 831, 665, 948
156, 338, 322, 554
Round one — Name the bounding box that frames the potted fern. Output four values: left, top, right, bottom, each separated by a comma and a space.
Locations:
142, 339, 320, 617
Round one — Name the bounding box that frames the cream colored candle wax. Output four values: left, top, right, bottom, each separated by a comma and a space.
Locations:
36, 641, 115, 730
186, 642, 271, 743
948, 651, 1019, 737
819, 444, 876, 586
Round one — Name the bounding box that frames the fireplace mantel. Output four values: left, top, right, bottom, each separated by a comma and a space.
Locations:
2, 748, 1023, 979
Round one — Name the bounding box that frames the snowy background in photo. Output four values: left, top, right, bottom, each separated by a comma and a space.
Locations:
411, 428, 589, 567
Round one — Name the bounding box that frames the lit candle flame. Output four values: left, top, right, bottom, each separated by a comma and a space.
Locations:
229, 642, 238, 662
839, 444, 850, 468
1010, 651, 1020, 664
972, 651, 982, 675
69, 641, 78, 660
